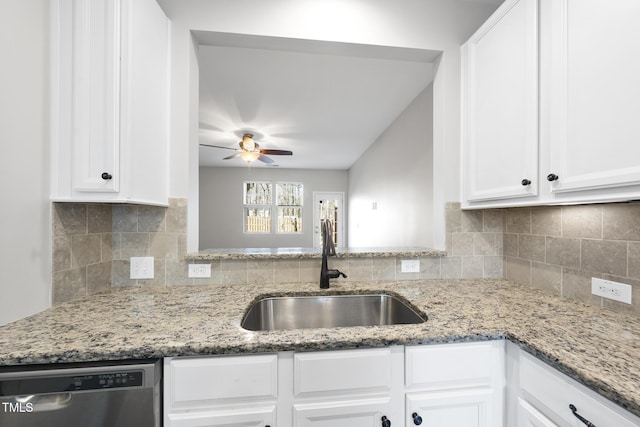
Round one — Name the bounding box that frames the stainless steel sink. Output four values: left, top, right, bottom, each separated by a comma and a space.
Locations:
241, 293, 427, 331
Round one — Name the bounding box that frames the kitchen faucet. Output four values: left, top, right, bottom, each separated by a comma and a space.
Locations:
320, 220, 347, 289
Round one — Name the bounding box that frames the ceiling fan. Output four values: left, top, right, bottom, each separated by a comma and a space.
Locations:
200, 133, 293, 164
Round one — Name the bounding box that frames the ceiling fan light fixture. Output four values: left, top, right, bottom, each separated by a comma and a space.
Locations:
239, 150, 261, 163
241, 134, 256, 151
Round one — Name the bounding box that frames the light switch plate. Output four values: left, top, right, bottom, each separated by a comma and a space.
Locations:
591, 277, 632, 304
188, 263, 212, 278
401, 259, 420, 273
130, 257, 154, 279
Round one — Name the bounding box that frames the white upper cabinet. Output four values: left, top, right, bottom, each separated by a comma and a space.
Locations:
462, 0, 640, 208
544, 0, 640, 193
51, 0, 170, 206
462, 0, 539, 203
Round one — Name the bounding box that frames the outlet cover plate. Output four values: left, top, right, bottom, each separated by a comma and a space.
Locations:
401, 259, 420, 273
591, 277, 632, 304
130, 257, 154, 279
188, 264, 212, 278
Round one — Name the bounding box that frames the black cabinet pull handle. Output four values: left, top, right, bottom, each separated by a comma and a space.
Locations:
381, 415, 391, 427
412, 412, 423, 425
101, 172, 113, 180
547, 173, 559, 182
570, 404, 596, 427
521, 179, 531, 186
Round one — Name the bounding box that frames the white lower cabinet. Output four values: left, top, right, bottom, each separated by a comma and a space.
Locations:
506, 341, 640, 427
165, 342, 505, 427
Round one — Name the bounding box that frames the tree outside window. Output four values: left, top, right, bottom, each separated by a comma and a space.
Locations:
243, 181, 303, 234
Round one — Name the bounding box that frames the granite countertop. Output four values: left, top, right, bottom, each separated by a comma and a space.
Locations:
187, 246, 446, 260
0, 279, 639, 417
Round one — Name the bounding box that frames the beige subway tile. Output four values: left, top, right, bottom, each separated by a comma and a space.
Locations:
629, 242, 640, 280
247, 260, 275, 285
461, 256, 483, 279
139, 259, 166, 286
138, 205, 167, 232
217, 260, 248, 285
505, 208, 531, 234
483, 209, 504, 233
111, 260, 136, 286
441, 257, 462, 279
531, 262, 561, 295
101, 233, 113, 262
483, 256, 503, 279
53, 235, 71, 272
461, 210, 483, 232
53, 203, 87, 236
150, 233, 179, 260
87, 261, 111, 294
372, 257, 397, 280
300, 259, 321, 283
419, 257, 441, 279
518, 234, 545, 262
581, 239, 627, 276
165, 260, 192, 285
545, 236, 581, 268
503, 233, 518, 258
445, 203, 462, 233
601, 275, 640, 315
71, 234, 102, 268
112, 205, 138, 232
53, 268, 86, 305
505, 256, 531, 286
348, 258, 373, 281
87, 204, 112, 233
603, 202, 640, 241
273, 260, 300, 283
451, 233, 474, 256
531, 206, 561, 236
192, 260, 220, 286
562, 205, 602, 239
120, 232, 150, 259
562, 268, 601, 306
167, 198, 188, 233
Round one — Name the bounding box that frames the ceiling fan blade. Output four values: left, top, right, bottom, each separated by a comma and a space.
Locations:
223, 153, 241, 160
200, 143, 239, 151
260, 149, 293, 156
257, 154, 275, 164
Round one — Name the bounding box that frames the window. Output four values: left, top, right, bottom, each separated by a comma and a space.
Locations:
276, 183, 303, 233
243, 181, 304, 234
244, 181, 272, 233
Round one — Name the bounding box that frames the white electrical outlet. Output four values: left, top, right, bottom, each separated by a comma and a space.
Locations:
401, 259, 420, 273
130, 257, 154, 279
591, 277, 632, 304
188, 263, 212, 278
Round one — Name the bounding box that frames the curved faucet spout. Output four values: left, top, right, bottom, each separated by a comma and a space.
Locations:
320, 220, 346, 288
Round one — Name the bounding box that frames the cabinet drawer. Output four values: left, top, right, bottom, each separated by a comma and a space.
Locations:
165, 354, 278, 410
519, 352, 640, 427
406, 341, 503, 390
294, 348, 392, 397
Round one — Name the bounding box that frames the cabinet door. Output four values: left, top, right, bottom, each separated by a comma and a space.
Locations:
167, 406, 275, 427
517, 398, 558, 427
462, 0, 539, 203
294, 397, 392, 427
546, 0, 640, 193
406, 389, 496, 427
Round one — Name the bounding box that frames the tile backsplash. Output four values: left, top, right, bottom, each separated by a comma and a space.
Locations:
503, 202, 640, 315
52, 198, 640, 317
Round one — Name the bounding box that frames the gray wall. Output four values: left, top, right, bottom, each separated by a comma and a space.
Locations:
0, 0, 52, 325
348, 84, 434, 247
200, 168, 348, 248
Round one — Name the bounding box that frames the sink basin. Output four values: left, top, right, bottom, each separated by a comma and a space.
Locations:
241, 293, 427, 331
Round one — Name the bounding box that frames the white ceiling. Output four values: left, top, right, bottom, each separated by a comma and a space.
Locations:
197, 32, 438, 169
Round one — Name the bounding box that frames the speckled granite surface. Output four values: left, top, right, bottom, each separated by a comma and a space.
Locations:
0, 279, 639, 417
188, 246, 446, 260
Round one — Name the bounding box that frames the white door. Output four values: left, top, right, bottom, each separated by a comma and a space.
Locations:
312, 192, 345, 249
406, 388, 497, 427
461, 0, 539, 202
545, 0, 640, 193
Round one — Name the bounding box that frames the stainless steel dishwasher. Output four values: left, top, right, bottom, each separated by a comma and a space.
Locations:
0, 359, 161, 427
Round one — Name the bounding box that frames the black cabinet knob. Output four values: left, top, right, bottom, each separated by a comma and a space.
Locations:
381, 415, 391, 427
412, 412, 423, 425
547, 173, 559, 182
521, 179, 531, 186
101, 172, 113, 180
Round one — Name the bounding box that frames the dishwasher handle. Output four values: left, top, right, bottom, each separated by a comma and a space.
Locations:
3, 393, 72, 413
